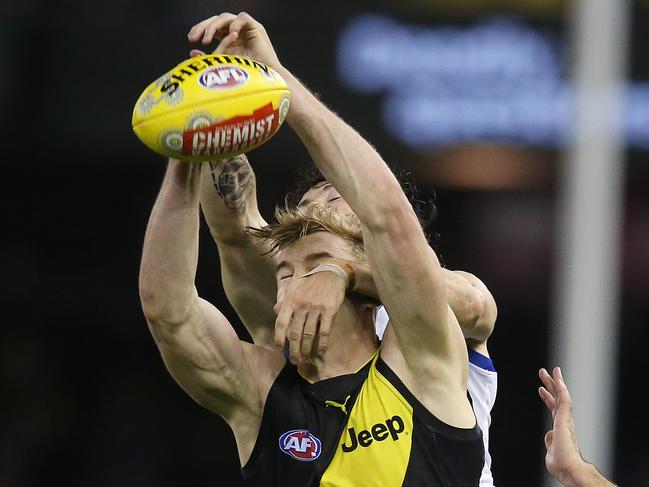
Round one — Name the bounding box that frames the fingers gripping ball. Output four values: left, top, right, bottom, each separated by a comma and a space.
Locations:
132, 55, 290, 161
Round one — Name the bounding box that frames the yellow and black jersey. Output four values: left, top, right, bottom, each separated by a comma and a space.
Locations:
242, 353, 484, 486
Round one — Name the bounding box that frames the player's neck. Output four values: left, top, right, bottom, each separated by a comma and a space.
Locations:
298, 304, 377, 382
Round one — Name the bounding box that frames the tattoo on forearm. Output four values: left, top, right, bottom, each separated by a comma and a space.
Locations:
209, 155, 255, 212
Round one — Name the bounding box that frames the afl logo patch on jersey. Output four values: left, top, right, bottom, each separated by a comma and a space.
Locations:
199, 66, 249, 89
279, 429, 322, 461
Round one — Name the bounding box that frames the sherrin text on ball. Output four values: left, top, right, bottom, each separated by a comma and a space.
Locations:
132, 54, 291, 161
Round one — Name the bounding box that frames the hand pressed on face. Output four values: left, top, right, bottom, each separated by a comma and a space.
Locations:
274, 267, 348, 364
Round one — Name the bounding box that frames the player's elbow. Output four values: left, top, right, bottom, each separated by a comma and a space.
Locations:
139, 286, 163, 321
139, 285, 194, 330
461, 290, 497, 341
463, 288, 486, 326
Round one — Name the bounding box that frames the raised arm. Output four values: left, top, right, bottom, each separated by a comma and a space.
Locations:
187, 12, 473, 426
188, 34, 280, 347
282, 65, 474, 427
199, 156, 277, 346
139, 161, 280, 460
279, 74, 454, 352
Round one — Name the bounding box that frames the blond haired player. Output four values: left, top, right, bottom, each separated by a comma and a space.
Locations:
190, 14, 498, 487
197, 156, 498, 485
141, 11, 489, 486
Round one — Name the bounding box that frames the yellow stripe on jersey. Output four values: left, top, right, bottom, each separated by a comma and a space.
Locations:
320, 355, 414, 487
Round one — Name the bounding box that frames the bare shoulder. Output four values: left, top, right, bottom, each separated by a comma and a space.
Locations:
451, 270, 498, 348
452, 271, 497, 315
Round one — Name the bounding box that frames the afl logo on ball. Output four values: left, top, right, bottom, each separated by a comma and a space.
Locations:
279, 430, 322, 462
199, 66, 249, 89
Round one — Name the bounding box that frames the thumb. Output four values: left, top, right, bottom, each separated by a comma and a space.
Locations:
190, 49, 206, 57
544, 430, 553, 449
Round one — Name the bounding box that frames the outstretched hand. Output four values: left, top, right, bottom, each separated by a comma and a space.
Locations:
274, 267, 348, 365
187, 12, 280, 67
538, 368, 617, 486
538, 367, 585, 483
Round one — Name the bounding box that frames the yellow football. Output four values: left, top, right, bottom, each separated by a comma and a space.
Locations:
132, 55, 290, 161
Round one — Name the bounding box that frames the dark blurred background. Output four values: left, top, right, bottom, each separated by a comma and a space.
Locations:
2, 0, 648, 485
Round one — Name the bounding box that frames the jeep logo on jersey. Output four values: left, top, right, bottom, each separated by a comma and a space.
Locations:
279, 430, 322, 461
199, 66, 248, 89
341, 415, 405, 453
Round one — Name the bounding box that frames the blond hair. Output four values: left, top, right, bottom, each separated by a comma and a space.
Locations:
245, 204, 366, 261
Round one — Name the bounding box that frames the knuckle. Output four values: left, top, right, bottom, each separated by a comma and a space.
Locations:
287, 330, 301, 341
275, 318, 288, 328
319, 329, 330, 337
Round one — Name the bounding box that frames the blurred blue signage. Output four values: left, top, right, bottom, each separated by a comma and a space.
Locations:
337, 15, 649, 149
